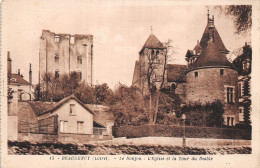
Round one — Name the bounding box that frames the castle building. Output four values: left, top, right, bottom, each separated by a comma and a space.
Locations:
232, 43, 252, 125
132, 13, 239, 126
185, 14, 238, 126
39, 30, 93, 85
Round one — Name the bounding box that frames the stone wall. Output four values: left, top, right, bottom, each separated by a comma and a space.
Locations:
18, 133, 111, 143
185, 67, 239, 123
39, 30, 93, 85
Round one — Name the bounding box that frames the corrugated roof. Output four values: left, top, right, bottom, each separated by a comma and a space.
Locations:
139, 34, 166, 53
9, 74, 31, 85
167, 64, 187, 83
199, 23, 229, 53
188, 41, 235, 70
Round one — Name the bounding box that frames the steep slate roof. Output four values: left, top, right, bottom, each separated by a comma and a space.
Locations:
199, 23, 229, 53
9, 74, 31, 85
31, 95, 95, 116
188, 40, 235, 70
132, 60, 140, 87
167, 64, 187, 83
139, 34, 166, 53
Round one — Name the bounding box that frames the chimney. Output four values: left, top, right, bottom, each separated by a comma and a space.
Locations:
7, 51, 12, 83
18, 69, 20, 76
29, 63, 32, 84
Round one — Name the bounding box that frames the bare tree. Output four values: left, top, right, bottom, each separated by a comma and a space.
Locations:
139, 39, 175, 124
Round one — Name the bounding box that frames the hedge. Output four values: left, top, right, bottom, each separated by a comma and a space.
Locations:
112, 124, 251, 140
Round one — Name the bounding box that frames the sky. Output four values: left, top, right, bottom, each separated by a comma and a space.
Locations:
2, 0, 251, 89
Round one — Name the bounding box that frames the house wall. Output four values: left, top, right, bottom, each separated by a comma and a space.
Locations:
39, 30, 93, 85
8, 116, 18, 141
38, 99, 94, 134
9, 84, 32, 101
185, 67, 239, 124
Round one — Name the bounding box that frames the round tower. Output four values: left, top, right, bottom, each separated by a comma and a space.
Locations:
185, 14, 239, 126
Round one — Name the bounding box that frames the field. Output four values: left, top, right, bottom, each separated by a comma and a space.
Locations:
8, 141, 251, 155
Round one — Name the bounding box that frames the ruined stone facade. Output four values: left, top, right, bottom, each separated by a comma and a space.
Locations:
39, 30, 93, 85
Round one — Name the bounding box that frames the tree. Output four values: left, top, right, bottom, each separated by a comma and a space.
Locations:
180, 101, 224, 127
215, 5, 252, 35
33, 72, 111, 104
137, 39, 181, 125
108, 84, 147, 126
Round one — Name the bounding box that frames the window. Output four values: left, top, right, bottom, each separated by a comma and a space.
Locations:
70, 36, 75, 44
77, 55, 82, 64
77, 121, 84, 133
239, 107, 244, 122
227, 117, 230, 126
78, 71, 82, 80
238, 82, 244, 98
156, 50, 159, 55
225, 86, 235, 103
55, 53, 59, 62
194, 71, 198, 78
70, 104, 75, 115
55, 35, 60, 43
220, 69, 224, 76
55, 70, 59, 78
60, 120, 68, 132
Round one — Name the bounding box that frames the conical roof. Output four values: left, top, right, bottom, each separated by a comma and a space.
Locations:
189, 40, 235, 69
200, 23, 229, 53
139, 34, 166, 53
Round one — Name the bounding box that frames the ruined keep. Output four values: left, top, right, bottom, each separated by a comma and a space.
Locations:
39, 30, 93, 85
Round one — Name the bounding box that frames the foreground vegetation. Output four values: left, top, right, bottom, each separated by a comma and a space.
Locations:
8, 141, 251, 155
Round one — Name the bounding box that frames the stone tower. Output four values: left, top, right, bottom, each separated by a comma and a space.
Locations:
132, 33, 167, 94
39, 30, 93, 85
185, 13, 239, 126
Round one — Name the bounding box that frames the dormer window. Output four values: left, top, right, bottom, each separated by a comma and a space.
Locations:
77, 55, 82, 64
55, 35, 60, 43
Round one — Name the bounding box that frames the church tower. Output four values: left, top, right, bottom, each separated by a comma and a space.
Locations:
132, 31, 167, 94
185, 12, 239, 126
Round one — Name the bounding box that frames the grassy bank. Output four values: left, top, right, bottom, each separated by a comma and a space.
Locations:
8, 141, 251, 155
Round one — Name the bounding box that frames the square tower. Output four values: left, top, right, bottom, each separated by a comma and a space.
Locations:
39, 30, 93, 85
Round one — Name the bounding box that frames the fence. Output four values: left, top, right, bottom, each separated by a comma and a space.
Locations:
112, 124, 251, 140
18, 115, 58, 134
93, 127, 108, 135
